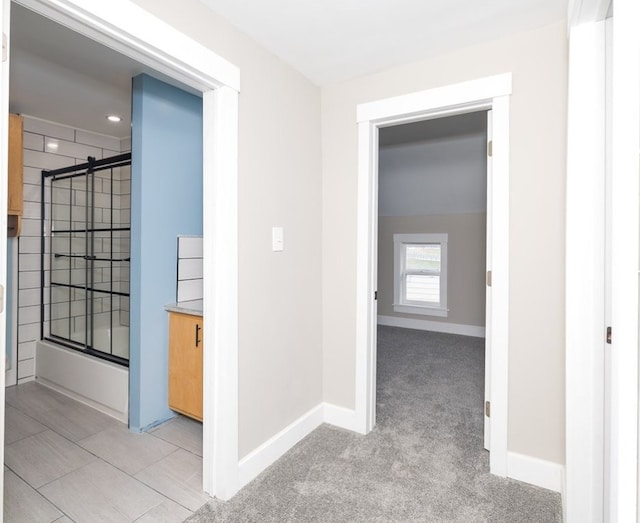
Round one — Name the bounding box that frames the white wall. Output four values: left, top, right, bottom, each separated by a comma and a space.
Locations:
322, 21, 567, 465
130, 0, 323, 459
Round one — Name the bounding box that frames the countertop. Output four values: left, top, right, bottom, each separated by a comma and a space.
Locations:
164, 299, 203, 316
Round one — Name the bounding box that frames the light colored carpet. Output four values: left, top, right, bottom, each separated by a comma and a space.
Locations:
187, 326, 562, 522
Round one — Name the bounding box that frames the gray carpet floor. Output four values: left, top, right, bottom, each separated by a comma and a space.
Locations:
187, 326, 562, 522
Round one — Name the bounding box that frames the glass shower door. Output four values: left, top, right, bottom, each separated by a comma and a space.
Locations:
43, 154, 131, 366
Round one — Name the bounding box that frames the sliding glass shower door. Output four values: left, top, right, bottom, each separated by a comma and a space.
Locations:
43, 153, 131, 365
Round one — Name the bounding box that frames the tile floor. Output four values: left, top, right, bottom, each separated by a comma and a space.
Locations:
3, 381, 207, 522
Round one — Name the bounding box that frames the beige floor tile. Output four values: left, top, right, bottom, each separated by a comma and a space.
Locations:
4, 468, 63, 523
78, 425, 177, 475
39, 460, 167, 523
32, 400, 122, 442
5, 382, 75, 416
135, 448, 209, 512
5, 430, 96, 488
4, 405, 47, 445
150, 416, 202, 456
135, 499, 192, 523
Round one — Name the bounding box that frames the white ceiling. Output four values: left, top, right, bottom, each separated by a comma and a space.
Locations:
9, 3, 150, 137
199, 0, 568, 86
7, 1, 567, 137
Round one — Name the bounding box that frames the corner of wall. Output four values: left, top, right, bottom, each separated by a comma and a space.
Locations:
507, 451, 564, 493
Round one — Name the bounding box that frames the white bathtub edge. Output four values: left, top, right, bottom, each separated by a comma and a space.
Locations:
36, 340, 129, 423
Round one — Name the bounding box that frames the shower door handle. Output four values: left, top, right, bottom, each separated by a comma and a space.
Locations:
195, 323, 201, 348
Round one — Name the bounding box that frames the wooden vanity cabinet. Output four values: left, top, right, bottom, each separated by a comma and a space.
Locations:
8, 113, 23, 237
168, 311, 203, 421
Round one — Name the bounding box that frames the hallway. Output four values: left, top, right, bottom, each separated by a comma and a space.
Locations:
188, 327, 562, 522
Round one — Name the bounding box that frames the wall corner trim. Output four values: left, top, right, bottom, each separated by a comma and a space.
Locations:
237, 403, 360, 489
561, 465, 567, 522
377, 315, 486, 338
323, 403, 360, 432
507, 451, 564, 493
237, 404, 324, 489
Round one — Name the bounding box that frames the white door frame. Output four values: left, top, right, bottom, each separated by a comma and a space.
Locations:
565, 0, 640, 520
565, 19, 607, 523
6, 0, 242, 500
355, 73, 512, 476
608, 0, 640, 519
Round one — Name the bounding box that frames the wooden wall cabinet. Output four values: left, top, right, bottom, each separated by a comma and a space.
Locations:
168, 311, 203, 421
8, 113, 23, 237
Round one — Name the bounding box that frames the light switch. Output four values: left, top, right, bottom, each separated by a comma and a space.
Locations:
272, 227, 284, 252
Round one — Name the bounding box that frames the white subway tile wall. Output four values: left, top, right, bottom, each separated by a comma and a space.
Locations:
16, 116, 131, 382
177, 236, 203, 302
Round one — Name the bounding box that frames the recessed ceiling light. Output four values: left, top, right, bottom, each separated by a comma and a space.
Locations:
106, 115, 122, 123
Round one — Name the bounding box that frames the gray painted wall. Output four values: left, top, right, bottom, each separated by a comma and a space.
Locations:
378, 115, 487, 217
377, 213, 486, 327
377, 114, 487, 327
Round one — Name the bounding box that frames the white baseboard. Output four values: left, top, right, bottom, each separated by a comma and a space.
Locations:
238, 404, 324, 488
236, 403, 564, 500
238, 403, 360, 489
507, 451, 563, 493
377, 315, 485, 338
323, 403, 359, 432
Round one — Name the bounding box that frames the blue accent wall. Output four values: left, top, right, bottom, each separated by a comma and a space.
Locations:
129, 74, 203, 431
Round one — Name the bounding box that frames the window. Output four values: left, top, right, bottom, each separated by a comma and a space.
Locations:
393, 233, 448, 317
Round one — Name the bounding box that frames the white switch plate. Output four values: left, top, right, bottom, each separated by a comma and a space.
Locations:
272, 227, 284, 251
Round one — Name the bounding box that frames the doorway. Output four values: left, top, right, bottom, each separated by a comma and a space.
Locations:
354, 74, 512, 476
0, 0, 240, 501
375, 110, 489, 448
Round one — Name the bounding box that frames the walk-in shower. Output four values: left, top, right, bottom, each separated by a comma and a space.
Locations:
41, 153, 131, 366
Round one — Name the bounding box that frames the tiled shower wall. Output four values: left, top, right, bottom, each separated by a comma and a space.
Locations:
14, 116, 130, 383
177, 236, 203, 303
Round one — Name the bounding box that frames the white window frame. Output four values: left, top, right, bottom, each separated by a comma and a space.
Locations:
393, 233, 448, 317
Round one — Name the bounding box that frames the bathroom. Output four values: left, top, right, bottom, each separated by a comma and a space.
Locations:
6, 4, 204, 431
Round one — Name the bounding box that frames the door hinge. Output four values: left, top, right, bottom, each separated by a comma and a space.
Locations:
485, 400, 490, 417
606, 326, 612, 344
486, 270, 492, 287
487, 140, 493, 157
2, 33, 7, 63
374, 291, 378, 300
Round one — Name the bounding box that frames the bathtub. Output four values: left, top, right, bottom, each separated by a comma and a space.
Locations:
35, 338, 129, 422
90, 325, 130, 360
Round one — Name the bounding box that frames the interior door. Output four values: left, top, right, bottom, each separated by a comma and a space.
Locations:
484, 110, 493, 451
0, 0, 13, 511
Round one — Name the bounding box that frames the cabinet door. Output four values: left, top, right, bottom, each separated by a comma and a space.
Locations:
8, 113, 23, 216
168, 312, 203, 421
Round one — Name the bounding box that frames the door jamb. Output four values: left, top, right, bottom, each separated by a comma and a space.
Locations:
9, 0, 241, 500
355, 73, 512, 476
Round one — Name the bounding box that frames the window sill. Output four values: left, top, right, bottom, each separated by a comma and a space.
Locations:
393, 304, 449, 318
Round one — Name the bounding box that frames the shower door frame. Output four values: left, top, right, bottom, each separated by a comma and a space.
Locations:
41, 153, 132, 366
4, 0, 242, 501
